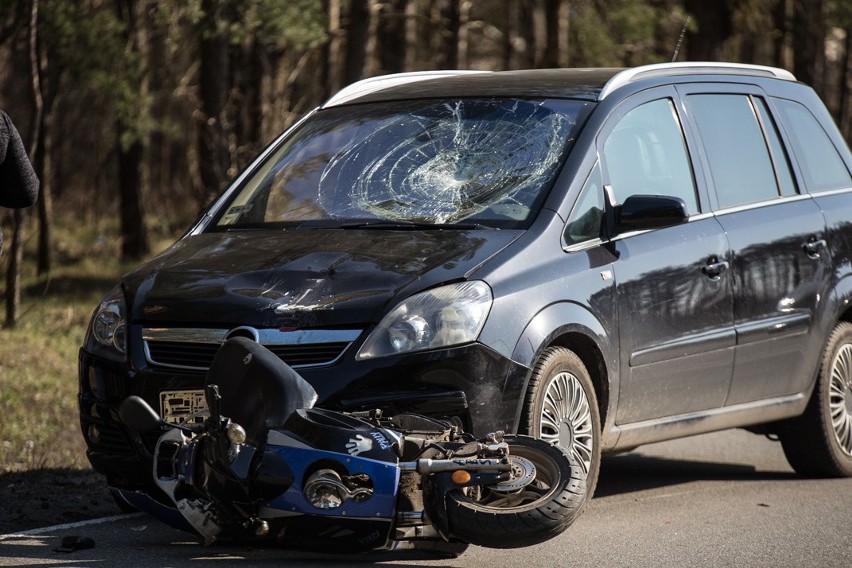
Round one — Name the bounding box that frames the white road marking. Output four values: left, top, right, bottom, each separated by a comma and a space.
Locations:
0, 513, 145, 540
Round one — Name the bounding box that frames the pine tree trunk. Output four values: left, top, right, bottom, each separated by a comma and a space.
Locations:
378, 0, 408, 74
518, 0, 535, 68
197, 0, 232, 200
4, 209, 23, 328
404, 0, 419, 70
542, 0, 562, 68
684, 0, 733, 60
5, 0, 41, 328
792, 0, 825, 92
364, 0, 381, 76
344, 0, 370, 84
457, 0, 471, 69
33, 0, 51, 276
36, 111, 51, 275
117, 127, 149, 260
500, 0, 514, 70
839, 29, 851, 139
325, 0, 344, 95
115, 0, 150, 260
436, 0, 459, 69
772, 0, 789, 68
232, 35, 263, 167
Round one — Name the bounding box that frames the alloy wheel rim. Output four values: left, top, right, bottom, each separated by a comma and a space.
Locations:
539, 371, 594, 475
829, 344, 852, 456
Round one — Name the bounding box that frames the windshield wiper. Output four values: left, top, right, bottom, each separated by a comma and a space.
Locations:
340, 221, 491, 230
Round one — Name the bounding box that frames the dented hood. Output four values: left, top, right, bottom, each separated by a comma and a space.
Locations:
124, 229, 521, 328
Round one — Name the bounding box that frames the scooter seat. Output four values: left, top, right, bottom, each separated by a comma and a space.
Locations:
206, 337, 319, 448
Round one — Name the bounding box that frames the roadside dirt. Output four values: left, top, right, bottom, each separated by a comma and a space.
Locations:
0, 468, 117, 534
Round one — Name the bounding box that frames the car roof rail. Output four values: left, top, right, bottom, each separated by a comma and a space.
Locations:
323, 70, 491, 108
599, 62, 797, 100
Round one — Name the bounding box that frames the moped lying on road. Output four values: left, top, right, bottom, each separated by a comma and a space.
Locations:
118, 337, 586, 554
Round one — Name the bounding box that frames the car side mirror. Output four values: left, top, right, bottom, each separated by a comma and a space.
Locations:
615, 194, 688, 234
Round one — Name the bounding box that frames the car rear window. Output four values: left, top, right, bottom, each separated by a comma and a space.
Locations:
773, 98, 852, 193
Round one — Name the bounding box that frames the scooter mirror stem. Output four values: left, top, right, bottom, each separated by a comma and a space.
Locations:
206, 384, 223, 422
119, 395, 167, 432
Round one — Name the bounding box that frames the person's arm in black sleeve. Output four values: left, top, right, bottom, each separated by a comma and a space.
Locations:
0, 110, 39, 208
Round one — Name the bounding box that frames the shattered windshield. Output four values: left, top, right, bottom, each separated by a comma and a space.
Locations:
214, 98, 592, 229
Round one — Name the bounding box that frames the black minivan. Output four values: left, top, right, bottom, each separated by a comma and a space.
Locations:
80, 63, 852, 500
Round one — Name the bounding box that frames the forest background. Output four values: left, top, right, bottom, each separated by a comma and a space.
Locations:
0, 0, 850, 513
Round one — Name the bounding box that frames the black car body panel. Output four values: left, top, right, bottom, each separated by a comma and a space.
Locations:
80, 63, 852, 489
124, 229, 523, 328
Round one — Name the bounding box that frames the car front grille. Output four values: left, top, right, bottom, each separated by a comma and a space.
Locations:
89, 419, 133, 453
142, 327, 361, 371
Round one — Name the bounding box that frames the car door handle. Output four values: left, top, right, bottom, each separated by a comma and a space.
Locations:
803, 238, 827, 257
702, 258, 729, 279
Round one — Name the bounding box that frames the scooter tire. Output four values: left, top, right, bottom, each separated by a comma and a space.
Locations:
443, 435, 587, 549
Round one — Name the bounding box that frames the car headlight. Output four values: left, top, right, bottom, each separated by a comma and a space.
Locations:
84, 286, 128, 362
356, 281, 492, 360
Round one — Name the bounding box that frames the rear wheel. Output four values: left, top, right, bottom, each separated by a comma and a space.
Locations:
521, 346, 601, 497
778, 321, 852, 477
442, 435, 586, 548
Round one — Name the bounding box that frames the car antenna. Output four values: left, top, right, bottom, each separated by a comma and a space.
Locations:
671, 15, 691, 62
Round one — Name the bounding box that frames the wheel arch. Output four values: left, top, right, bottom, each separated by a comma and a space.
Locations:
547, 333, 610, 425
836, 298, 852, 327
828, 273, 852, 325
819, 274, 852, 399
776, 319, 852, 477
767, 274, 852, 433
507, 302, 616, 433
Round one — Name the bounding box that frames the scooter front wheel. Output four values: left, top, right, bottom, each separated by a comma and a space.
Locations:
442, 435, 587, 548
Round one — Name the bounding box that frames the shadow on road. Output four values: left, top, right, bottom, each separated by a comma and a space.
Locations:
594, 452, 798, 498
0, 468, 115, 534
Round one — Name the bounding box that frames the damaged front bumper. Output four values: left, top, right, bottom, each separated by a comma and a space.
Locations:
79, 342, 529, 490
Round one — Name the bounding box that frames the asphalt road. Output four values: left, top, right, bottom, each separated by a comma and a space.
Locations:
2, 429, 851, 567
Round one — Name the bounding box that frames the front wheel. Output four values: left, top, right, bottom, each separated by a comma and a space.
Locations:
777, 321, 852, 477
441, 436, 587, 549
521, 346, 601, 497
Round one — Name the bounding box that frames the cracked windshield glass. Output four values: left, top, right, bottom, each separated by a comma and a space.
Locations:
215, 98, 590, 229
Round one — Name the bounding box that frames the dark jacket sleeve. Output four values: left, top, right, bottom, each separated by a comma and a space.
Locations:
0, 110, 39, 209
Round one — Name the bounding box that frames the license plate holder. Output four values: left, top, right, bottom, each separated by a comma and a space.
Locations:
159, 389, 207, 425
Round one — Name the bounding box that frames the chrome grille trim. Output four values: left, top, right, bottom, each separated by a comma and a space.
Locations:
142, 327, 361, 371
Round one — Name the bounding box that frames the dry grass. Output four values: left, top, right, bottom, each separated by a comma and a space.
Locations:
0, 213, 178, 473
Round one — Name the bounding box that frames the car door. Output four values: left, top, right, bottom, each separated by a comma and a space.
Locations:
681, 85, 830, 404
599, 87, 736, 425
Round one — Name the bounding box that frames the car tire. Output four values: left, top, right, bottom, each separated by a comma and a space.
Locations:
778, 321, 852, 477
520, 346, 601, 497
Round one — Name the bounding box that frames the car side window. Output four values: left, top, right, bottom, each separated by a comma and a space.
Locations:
564, 162, 604, 247
602, 98, 698, 214
773, 98, 852, 192
753, 98, 798, 197
688, 94, 781, 209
